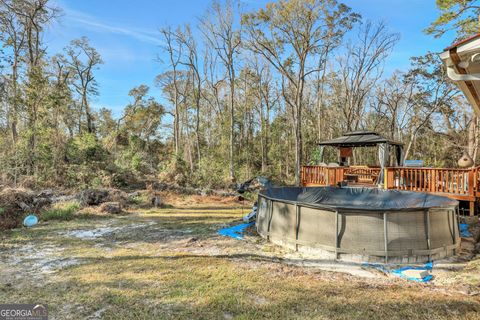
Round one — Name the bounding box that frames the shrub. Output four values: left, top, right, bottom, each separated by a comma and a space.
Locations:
192, 156, 229, 188
41, 201, 81, 221
158, 155, 188, 186
66, 133, 108, 164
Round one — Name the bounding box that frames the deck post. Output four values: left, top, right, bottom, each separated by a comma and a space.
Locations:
338, 167, 344, 185
384, 168, 388, 189
300, 167, 304, 186
383, 167, 392, 190
428, 169, 437, 192
468, 169, 475, 216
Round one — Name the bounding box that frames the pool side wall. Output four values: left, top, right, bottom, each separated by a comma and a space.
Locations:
256, 195, 460, 264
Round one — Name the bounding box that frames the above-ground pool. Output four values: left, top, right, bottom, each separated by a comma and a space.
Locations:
256, 187, 460, 263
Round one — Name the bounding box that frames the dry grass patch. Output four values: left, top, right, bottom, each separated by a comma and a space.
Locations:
1, 204, 479, 319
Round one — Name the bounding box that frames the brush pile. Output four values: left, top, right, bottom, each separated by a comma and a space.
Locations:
0, 188, 37, 230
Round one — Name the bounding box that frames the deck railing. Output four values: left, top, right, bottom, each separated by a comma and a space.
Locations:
301, 165, 480, 215
301, 165, 480, 197
301, 166, 380, 186
301, 165, 344, 186
385, 167, 474, 196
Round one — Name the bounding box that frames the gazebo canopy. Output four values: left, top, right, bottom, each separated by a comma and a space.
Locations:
318, 131, 403, 148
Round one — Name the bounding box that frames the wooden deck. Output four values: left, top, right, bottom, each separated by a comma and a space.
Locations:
301, 165, 480, 215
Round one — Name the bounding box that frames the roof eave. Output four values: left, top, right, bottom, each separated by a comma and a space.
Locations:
440, 37, 480, 115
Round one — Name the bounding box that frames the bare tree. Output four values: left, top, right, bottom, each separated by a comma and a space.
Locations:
401, 53, 462, 161
64, 37, 102, 134
334, 21, 399, 133
174, 25, 202, 164
200, 0, 241, 182
159, 27, 183, 157
372, 72, 415, 140
249, 58, 278, 173
243, 0, 358, 185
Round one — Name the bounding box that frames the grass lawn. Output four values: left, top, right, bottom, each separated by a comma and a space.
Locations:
0, 202, 479, 319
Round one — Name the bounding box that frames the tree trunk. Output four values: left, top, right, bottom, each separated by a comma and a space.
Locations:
84, 94, 94, 133
195, 91, 201, 164
294, 68, 305, 186
294, 104, 302, 185
229, 66, 235, 183
10, 54, 19, 144
173, 87, 180, 156
468, 115, 477, 164
260, 101, 269, 173
474, 117, 479, 164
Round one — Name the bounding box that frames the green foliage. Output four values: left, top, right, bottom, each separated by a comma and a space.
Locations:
41, 201, 81, 221
60, 133, 114, 188
158, 155, 189, 186
115, 136, 151, 173
66, 133, 108, 164
129, 193, 149, 206
193, 156, 230, 188
426, 0, 480, 39
308, 148, 323, 165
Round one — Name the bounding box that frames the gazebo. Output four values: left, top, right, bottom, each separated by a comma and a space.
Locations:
316, 131, 404, 185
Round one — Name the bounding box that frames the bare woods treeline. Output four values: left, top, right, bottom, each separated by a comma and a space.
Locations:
0, 0, 476, 189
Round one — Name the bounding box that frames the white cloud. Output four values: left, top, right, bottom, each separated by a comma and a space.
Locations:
61, 4, 164, 46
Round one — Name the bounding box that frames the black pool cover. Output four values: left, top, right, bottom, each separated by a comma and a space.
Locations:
260, 187, 458, 211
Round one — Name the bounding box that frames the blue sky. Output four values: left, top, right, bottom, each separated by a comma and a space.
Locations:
45, 0, 454, 116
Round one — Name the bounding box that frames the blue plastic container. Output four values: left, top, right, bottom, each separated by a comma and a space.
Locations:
23, 214, 38, 227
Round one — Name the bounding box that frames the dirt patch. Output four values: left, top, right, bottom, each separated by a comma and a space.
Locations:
0, 243, 79, 288
62, 227, 122, 240
160, 191, 247, 208
60, 221, 156, 240
0, 219, 161, 291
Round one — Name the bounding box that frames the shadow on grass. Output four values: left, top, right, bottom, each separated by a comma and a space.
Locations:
21, 252, 480, 320
140, 205, 247, 211
1, 214, 248, 247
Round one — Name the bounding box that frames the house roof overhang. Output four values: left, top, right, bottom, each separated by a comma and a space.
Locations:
440, 34, 480, 115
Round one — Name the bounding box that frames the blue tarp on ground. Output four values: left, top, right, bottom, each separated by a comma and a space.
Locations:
362, 261, 434, 283
459, 223, 472, 237
390, 261, 434, 282
218, 222, 254, 240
